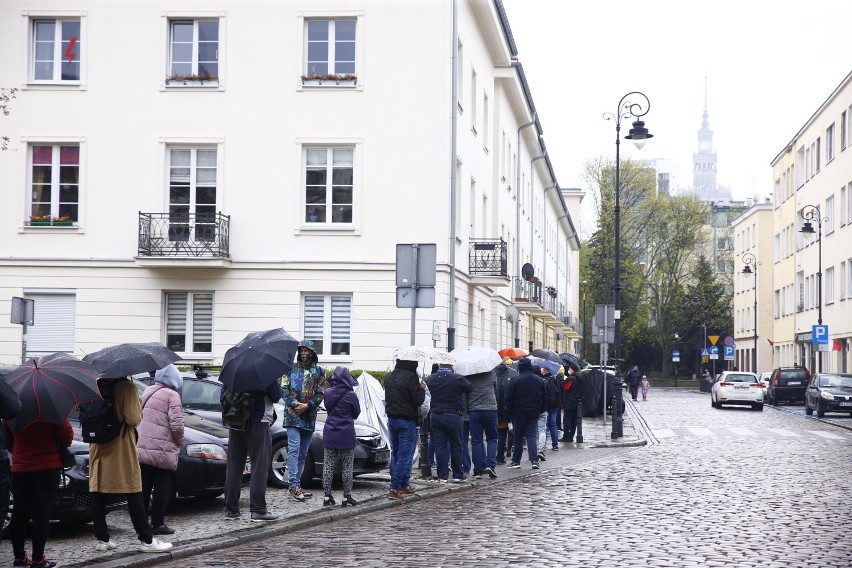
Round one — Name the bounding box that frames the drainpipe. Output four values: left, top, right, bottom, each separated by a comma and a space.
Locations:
515, 115, 536, 348
529, 151, 547, 281
447, 0, 458, 351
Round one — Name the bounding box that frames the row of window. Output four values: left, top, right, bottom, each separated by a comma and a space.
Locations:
774, 259, 852, 319
24, 143, 353, 227
25, 291, 351, 359
25, 15, 356, 86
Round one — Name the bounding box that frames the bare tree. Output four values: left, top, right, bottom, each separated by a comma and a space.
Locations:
1, 87, 18, 151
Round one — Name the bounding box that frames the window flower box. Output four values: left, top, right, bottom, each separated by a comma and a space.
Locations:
165, 73, 219, 87
28, 215, 74, 227
301, 73, 357, 87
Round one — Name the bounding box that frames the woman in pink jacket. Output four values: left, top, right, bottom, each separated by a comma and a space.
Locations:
137, 365, 184, 535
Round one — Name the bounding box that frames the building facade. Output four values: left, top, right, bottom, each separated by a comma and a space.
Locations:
0, 0, 582, 370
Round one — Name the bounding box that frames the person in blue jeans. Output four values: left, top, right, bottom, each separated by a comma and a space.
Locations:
505, 358, 546, 469
383, 358, 425, 499
426, 365, 472, 482
466, 369, 499, 479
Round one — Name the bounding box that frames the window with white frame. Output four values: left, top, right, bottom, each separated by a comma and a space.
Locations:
848, 258, 852, 299
774, 289, 780, 318
814, 138, 821, 174
24, 291, 76, 356
840, 261, 846, 300
31, 18, 81, 82
165, 291, 213, 354
303, 294, 351, 356
305, 19, 355, 77
826, 123, 836, 162
470, 68, 477, 134
847, 182, 852, 226
168, 147, 217, 242
304, 147, 353, 224
456, 40, 464, 112
483, 93, 489, 152
825, 195, 835, 234
826, 266, 835, 304
29, 144, 79, 225
843, 111, 848, 150
169, 19, 219, 80
842, 185, 848, 226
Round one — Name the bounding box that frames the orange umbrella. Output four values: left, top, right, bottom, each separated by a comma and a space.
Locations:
498, 347, 529, 359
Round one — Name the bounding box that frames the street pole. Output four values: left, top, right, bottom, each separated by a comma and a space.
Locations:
742, 252, 758, 373
800, 205, 824, 373
604, 92, 653, 439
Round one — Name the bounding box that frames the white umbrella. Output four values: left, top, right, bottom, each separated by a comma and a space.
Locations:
450, 345, 503, 376
393, 346, 457, 366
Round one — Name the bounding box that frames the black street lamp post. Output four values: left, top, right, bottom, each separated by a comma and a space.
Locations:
799, 205, 825, 372
604, 92, 653, 439
741, 252, 758, 373
581, 279, 587, 359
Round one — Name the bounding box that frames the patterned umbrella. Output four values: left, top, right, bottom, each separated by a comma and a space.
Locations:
83, 342, 181, 378
4, 352, 102, 432
393, 346, 457, 366
219, 328, 299, 392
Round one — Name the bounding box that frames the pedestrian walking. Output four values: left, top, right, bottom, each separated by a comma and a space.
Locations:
626, 366, 643, 401
282, 339, 326, 502
89, 377, 173, 553
505, 358, 546, 469
0, 372, 21, 551
383, 357, 425, 499
641, 375, 650, 401
425, 365, 472, 483
321, 367, 361, 507
4, 417, 70, 568
464, 369, 498, 480
137, 365, 184, 535
560, 364, 583, 442
542, 366, 562, 452
494, 358, 515, 464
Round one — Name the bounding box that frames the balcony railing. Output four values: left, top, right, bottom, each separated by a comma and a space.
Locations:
138, 212, 230, 258
469, 238, 508, 277
513, 277, 543, 304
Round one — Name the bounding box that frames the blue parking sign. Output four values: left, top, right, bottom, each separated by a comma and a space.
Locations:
812, 325, 829, 345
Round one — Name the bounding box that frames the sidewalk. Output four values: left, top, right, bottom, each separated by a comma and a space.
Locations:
76, 407, 644, 568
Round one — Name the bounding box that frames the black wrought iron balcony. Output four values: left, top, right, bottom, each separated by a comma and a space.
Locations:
138, 212, 230, 258
469, 238, 508, 278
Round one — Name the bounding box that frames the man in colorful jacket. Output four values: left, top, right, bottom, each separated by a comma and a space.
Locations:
281, 340, 326, 501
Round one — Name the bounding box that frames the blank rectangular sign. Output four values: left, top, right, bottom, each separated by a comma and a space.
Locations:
396, 287, 436, 309
396, 243, 437, 287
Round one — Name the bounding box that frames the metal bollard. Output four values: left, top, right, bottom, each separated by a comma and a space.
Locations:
611, 376, 624, 439
575, 399, 584, 443
418, 424, 432, 479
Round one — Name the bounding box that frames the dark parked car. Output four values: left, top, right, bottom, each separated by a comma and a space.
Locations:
767, 366, 811, 405
804, 373, 852, 417
138, 372, 389, 488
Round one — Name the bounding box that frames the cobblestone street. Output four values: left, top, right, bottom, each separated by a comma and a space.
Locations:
138, 388, 852, 567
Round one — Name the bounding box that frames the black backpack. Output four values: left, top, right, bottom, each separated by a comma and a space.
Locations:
221, 390, 255, 431
544, 376, 561, 408
79, 380, 124, 444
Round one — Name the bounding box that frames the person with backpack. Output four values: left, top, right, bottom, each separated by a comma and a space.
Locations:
560, 364, 583, 443
137, 365, 184, 535
281, 340, 326, 502
542, 366, 562, 452
88, 377, 172, 553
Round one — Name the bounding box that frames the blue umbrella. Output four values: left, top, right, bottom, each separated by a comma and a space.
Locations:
528, 357, 561, 375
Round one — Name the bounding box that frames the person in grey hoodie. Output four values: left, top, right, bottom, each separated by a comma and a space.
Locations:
466, 369, 499, 479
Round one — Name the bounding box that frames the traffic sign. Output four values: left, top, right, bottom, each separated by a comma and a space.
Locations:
723, 336, 734, 347
723, 345, 734, 360
701, 348, 709, 357
709, 346, 719, 360
812, 325, 829, 345
708, 335, 720, 346
672, 349, 680, 362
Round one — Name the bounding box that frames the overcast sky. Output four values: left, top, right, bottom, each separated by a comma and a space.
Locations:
500, 0, 852, 236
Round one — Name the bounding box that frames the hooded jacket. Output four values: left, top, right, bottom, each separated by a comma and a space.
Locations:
426, 368, 473, 414
384, 359, 425, 421
495, 363, 517, 423
322, 366, 361, 449
282, 340, 327, 431
138, 364, 185, 471
504, 358, 546, 418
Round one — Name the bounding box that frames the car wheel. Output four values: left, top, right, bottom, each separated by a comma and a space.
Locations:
710, 395, 715, 408
805, 401, 813, 415
770, 393, 779, 406
268, 439, 288, 488
754, 403, 763, 411
817, 403, 825, 418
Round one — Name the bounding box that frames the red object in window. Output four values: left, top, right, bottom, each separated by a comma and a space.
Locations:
833, 340, 844, 351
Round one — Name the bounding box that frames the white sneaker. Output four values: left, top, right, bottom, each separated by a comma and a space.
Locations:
139, 538, 173, 553
95, 540, 119, 552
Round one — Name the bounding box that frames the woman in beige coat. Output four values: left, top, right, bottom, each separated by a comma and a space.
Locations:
89, 378, 172, 554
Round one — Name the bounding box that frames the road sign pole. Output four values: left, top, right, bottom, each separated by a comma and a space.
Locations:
409, 245, 419, 346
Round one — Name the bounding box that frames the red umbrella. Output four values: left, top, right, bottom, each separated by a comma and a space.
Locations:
4, 352, 102, 432
498, 347, 529, 359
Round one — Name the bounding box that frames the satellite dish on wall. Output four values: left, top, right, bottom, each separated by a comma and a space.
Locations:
506, 306, 520, 324
555, 329, 564, 341
521, 263, 535, 281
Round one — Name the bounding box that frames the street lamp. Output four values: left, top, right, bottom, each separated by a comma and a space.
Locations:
581, 279, 588, 359
741, 252, 758, 373
604, 92, 653, 439
799, 204, 825, 372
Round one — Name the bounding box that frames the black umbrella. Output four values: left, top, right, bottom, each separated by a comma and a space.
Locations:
530, 348, 562, 364
4, 352, 102, 432
82, 342, 181, 378
219, 328, 299, 392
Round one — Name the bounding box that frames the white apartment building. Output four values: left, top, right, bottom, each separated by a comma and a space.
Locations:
731, 201, 773, 373
0, 0, 582, 371
769, 70, 852, 373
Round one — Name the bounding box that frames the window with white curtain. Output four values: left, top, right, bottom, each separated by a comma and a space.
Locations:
303, 294, 351, 356
165, 292, 213, 354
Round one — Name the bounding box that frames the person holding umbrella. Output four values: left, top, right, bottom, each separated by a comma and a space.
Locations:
0, 371, 21, 551
282, 339, 326, 502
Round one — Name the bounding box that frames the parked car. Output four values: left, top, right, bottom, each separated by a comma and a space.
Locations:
767, 366, 811, 406
711, 371, 764, 410
758, 372, 773, 396
804, 373, 852, 417
136, 372, 389, 488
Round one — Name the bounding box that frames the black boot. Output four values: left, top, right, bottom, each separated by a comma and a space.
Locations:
323, 494, 335, 506
341, 495, 358, 507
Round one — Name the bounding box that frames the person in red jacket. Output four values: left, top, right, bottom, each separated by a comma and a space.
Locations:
4, 419, 73, 568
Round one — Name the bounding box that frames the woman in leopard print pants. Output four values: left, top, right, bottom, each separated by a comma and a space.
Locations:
321, 367, 361, 507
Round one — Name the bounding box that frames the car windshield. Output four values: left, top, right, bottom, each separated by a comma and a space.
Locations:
725, 374, 754, 383
819, 375, 852, 388
182, 378, 225, 411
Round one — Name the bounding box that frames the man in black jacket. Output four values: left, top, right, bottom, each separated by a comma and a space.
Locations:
494, 360, 517, 465
384, 358, 425, 499
505, 358, 546, 469
560, 364, 583, 442
0, 371, 22, 545
426, 365, 472, 483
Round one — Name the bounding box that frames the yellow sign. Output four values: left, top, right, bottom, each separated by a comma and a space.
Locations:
708, 335, 720, 346
702, 356, 709, 363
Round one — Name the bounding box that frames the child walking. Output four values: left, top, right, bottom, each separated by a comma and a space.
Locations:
641, 375, 650, 401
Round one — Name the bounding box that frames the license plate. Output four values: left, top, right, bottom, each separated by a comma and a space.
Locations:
840, 402, 852, 407
373, 450, 390, 463
787, 381, 801, 385
734, 386, 749, 390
